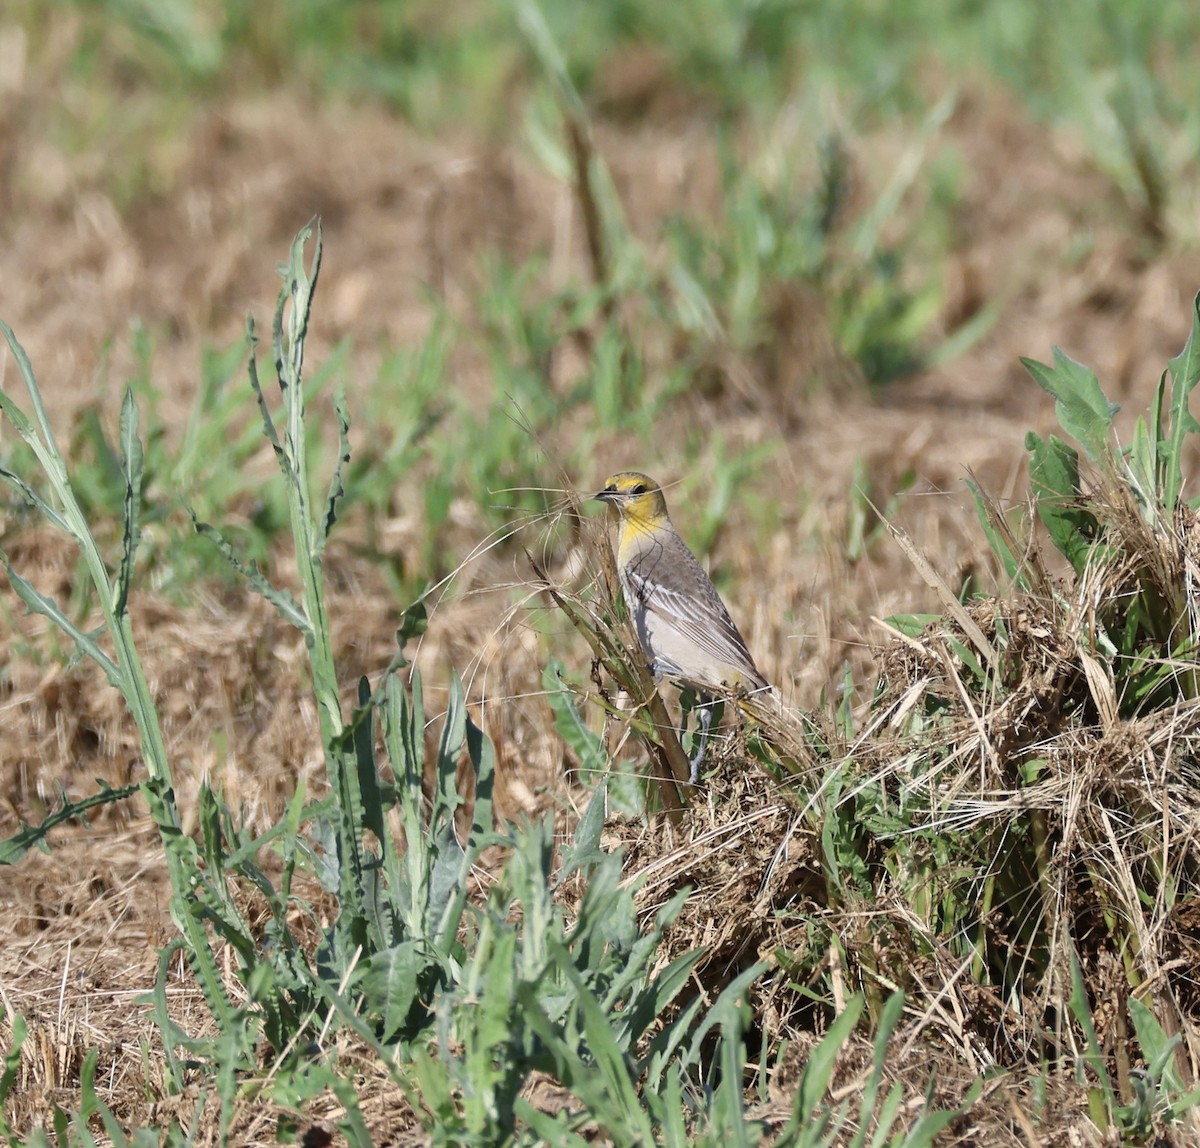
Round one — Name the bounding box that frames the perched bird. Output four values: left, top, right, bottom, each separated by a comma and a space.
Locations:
595, 470, 770, 782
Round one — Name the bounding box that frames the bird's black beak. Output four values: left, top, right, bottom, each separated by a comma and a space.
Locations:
594, 486, 617, 504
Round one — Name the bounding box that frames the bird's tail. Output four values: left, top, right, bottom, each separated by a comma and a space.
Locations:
737, 684, 815, 773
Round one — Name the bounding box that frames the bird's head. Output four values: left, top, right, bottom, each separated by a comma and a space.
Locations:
594, 471, 670, 532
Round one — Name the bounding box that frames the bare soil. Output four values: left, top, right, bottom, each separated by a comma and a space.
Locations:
3, 45, 1200, 1144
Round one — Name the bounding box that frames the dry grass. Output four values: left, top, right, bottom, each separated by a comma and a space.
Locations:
5, 12, 1200, 1140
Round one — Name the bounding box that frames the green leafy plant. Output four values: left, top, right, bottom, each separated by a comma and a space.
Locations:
1065, 952, 1200, 1143
0, 224, 496, 1136
0, 319, 243, 1054
838, 291, 1200, 1141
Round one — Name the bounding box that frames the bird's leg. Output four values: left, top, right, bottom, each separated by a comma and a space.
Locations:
688, 695, 716, 785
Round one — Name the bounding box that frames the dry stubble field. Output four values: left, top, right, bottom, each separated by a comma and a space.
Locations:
4, 8, 1200, 1145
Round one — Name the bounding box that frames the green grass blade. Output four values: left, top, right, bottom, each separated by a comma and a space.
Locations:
893, 1107, 968, 1148
868, 1082, 906, 1148
798, 996, 865, 1120
0, 1013, 27, 1141
1066, 949, 1115, 1119
849, 991, 905, 1148
712, 1016, 753, 1148
682, 964, 769, 1073
115, 384, 145, 616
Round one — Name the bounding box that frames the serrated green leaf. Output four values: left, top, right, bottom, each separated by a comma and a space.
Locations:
519, 940, 658, 1142
350, 676, 385, 845
1126, 996, 1196, 1111
397, 599, 428, 646
358, 941, 425, 1043
1167, 293, 1200, 422
544, 659, 609, 776
1162, 294, 1200, 515
1021, 347, 1118, 463
0, 781, 139, 865
0, 374, 39, 446
1126, 408, 1158, 511
245, 316, 284, 461
512, 1099, 592, 1146
0, 466, 72, 534
465, 710, 495, 844
0, 553, 122, 687
318, 386, 351, 554
428, 832, 468, 937
190, 513, 311, 634
625, 942, 703, 1061
0, 319, 68, 467
562, 775, 609, 875
1026, 431, 1099, 572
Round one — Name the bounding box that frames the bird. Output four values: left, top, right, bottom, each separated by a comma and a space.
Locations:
594, 470, 770, 782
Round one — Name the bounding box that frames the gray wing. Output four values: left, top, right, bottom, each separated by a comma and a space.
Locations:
624, 543, 765, 690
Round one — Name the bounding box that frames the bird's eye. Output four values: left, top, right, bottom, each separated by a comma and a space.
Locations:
631, 483, 647, 495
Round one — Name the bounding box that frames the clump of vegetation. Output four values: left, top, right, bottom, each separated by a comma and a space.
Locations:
858, 309, 1200, 1135
541, 298, 1200, 1145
